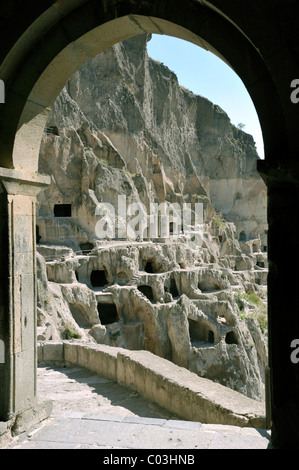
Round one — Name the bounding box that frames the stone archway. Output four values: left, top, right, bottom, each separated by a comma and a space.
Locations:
0, 4, 286, 171
0, 0, 299, 448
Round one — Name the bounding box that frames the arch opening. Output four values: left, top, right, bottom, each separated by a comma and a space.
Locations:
32, 24, 267, 407
3, 4, 277, 174
3, 0, 299, 449
0, 2, 274, 437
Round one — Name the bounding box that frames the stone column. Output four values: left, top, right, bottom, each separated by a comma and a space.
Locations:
0, 168, 51, 432
258, 160, 299, 448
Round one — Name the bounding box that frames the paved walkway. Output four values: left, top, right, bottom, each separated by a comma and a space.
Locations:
4, 365, 271, 450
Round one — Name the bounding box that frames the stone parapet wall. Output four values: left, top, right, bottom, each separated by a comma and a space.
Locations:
38, 341, 266, 429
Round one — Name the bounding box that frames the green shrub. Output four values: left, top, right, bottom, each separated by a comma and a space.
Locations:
62, 325, 81, 340
214, 215, 226, 230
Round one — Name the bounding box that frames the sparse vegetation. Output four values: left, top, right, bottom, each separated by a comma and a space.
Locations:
62, 325, 81, 340
213, 215, 226, 230
236, 290, 267, 334
123, 168, 137, 178
83, 147, 93, 158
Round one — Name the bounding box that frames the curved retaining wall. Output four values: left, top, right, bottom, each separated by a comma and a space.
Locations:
37, 341, 266, 429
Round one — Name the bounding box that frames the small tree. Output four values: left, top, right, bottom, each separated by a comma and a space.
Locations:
237, 122, 246, 130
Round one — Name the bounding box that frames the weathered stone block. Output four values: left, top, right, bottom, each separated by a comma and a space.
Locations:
8, 195, 35, 216
14, 348, 36, 412
11, 398, 53, 436
63, 341, 78, 364
42, 342, 64, 363
11, 215, 33, 254
20, 274, 35, 351
13, 252, 34, 275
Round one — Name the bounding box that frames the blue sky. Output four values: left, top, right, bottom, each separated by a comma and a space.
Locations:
147, 34, 264, 159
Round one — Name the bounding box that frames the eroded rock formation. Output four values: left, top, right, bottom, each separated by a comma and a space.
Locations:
36, 35, 268, 401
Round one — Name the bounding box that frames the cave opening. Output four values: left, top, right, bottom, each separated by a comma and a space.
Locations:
198, 280, 221, 292
80, 242, 94, 253
90, 269, 108, 288
239, 230, 247, 242
208, 330, 215, 344
44, 125, 59, 136
257, 261, 265, 268
36, 225, 41, 243
169, 278, 179, 298
138, 285, 154, 302
54, 204, 72, 217
97, 302, 118, 325
188, 319, 215, 345
225, 331, 238, 345
144, 261, 154, 273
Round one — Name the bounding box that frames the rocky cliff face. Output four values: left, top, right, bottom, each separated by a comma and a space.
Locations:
36, 35, 268, 401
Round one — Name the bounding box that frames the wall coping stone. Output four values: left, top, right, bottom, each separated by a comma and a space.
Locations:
37, 341, 266, 428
